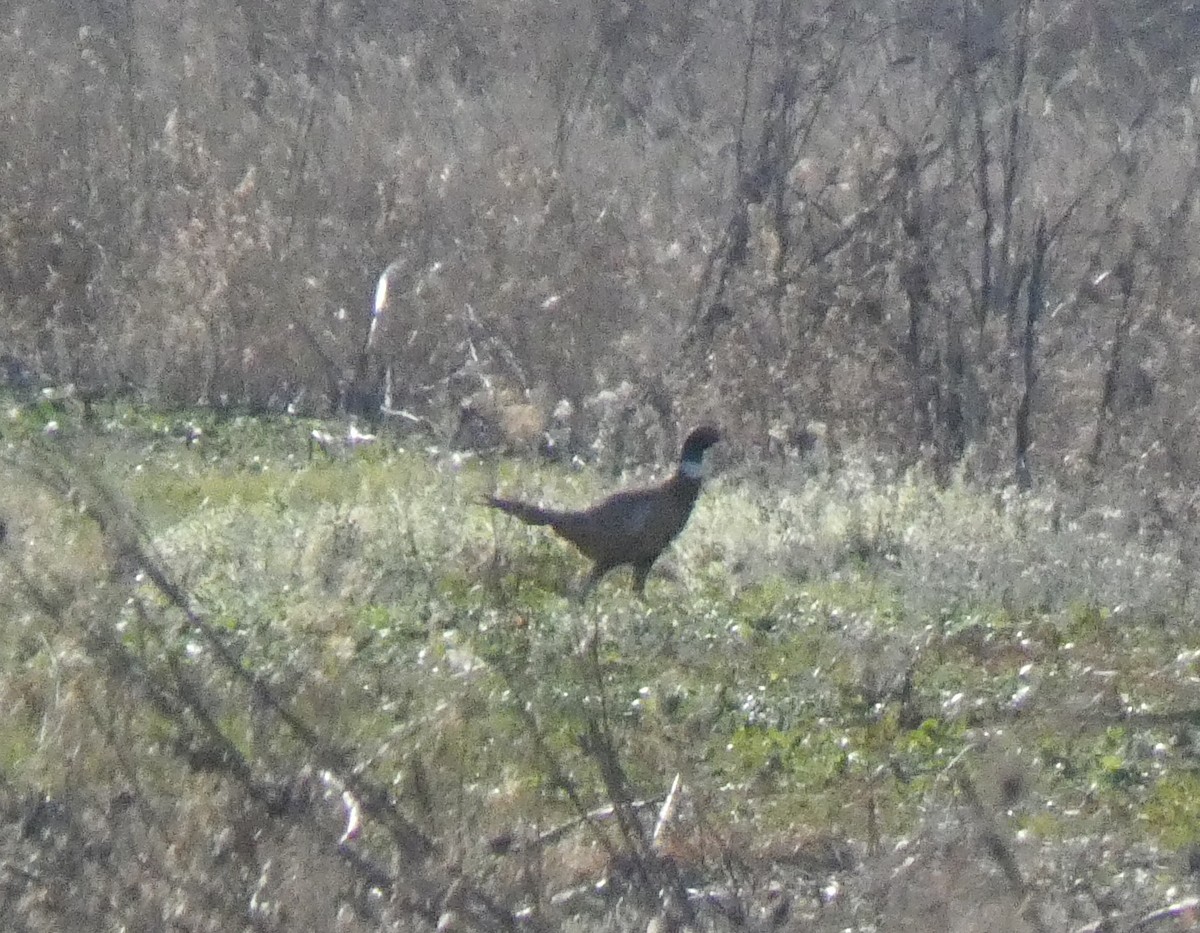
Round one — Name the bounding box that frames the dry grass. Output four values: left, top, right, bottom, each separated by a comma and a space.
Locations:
1, 408, 1198, 930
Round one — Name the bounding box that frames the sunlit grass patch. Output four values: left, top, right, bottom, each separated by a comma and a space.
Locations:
7, 410, 1200, 929
1145, 772, 1200, 848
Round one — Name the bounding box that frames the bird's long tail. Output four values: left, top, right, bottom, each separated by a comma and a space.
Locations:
482, 495, 561, 527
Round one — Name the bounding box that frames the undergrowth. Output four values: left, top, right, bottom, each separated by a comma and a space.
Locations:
1, 405, 1198, 931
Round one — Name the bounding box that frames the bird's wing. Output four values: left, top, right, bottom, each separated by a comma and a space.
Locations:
583, 489, 659, 544
608, 495, 654, 539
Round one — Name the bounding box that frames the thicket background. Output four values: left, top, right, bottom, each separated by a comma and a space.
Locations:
8, 3, 1200, 930
6, 0, 1200, 497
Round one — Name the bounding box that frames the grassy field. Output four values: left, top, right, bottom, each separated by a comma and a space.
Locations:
2, 401, 1199, 932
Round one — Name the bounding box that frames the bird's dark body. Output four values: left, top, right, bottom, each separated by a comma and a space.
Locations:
484, 426, 720, 596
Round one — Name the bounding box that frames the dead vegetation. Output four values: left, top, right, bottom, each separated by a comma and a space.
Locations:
5, 0, 1200, 928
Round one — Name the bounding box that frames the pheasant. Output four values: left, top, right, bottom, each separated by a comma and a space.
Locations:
483, 425, 721, 597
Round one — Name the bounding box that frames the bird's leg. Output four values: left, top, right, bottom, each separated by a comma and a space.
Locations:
576, 564, 606, 602
631, 560, 654, 600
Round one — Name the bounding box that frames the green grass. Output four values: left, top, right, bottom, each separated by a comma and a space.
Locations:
3, 401, 1200, 929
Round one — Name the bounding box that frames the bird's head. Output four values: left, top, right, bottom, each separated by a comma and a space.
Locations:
679, 425, 721, 478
